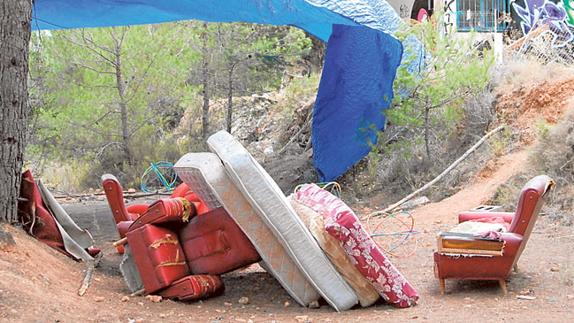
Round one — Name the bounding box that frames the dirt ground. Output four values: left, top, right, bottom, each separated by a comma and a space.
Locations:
2, 66, 574, 323
1, 144, 573, 323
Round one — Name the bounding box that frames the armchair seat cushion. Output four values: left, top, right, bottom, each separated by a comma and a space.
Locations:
458, 211, 514, 224
449, 221, 509, 235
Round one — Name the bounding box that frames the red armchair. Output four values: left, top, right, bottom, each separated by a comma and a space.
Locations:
125, 204, 260, 299
433, 175, 555, 294
102, 175, 261, 301
101, 174, 208, 251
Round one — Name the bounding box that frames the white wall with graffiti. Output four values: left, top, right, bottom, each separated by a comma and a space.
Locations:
512, 0, 574, 47
383, 0, 574, 48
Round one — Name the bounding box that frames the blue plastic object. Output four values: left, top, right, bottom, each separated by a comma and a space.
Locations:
32, 0, 414, 181
313, 25, 402, 181
32, 0, 401, 41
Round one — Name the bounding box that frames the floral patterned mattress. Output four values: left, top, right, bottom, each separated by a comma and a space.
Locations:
294, 183, 419, 308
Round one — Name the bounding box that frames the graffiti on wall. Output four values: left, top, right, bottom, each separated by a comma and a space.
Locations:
513, 0, 574, 47
443, 0, 456, 33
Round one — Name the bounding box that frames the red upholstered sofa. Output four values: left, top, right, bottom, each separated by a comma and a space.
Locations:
101, 174, 208, 252
101, 175, 261, 300
433, 175, 555, 294
126, 204, 260, 297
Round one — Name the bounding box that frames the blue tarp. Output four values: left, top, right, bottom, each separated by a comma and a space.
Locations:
312, 25, 402, 181
33, 0, 408, 181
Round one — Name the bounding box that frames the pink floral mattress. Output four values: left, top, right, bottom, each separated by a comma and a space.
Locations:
294, 183, 419, 308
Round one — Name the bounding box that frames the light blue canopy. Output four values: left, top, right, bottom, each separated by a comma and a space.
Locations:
33, 0, 412, 181
33, 0, 402, 41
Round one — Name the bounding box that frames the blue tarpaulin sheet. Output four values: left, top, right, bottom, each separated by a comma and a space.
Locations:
32, 0, 409, 181
312, 25, 402, 181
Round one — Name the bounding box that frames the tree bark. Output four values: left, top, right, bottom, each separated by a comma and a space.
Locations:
111, 28, 133, 165
201, 23, 210, 140
0, 0, 32, 223
424, 106, 430, 161
226, 64, 234, 134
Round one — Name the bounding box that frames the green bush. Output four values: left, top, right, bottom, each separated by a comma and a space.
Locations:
352, 13, 496, 200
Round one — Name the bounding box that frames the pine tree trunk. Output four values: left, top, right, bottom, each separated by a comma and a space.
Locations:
226, 66, 234, 134
0, 0, 32, 223
201, 23, 210, 140
111, 28, 133, 165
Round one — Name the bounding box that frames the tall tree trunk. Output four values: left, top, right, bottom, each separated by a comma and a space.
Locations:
0, 0, 32, 223
307, 33, 325, 75
111, 28, 133, 165
226, 65, 234, 134
424, 106, 431, 161
201, 22, 210, 140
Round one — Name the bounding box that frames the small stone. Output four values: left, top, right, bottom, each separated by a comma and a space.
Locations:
224, 302, 233, 307
137, 302, 144, 306
308, 300, 320, 309
238, 297, 250, 305
295, 315, 310, 322
94, 297, 105, 302
247, 320, 254, 323
146, 295, 163, 303
550, 267, 560, 272
159, 313, 167, 318
283, 301, 291, 307
516, 295, 536, 300
127, 188, 136, 193
121, 296, 130, 302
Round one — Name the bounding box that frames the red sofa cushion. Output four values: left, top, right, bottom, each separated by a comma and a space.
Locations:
129, 198, 196, 232
179, 207, 261, 275
126, 224, 190, 293
159, 275, 224, 301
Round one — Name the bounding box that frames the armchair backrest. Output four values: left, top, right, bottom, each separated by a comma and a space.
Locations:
509, 175, 554, 263
101, 174, 131, 223
509, 175, 555, 235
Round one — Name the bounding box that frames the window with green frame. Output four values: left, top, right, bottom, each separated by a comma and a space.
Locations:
456, 0, 510, 32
